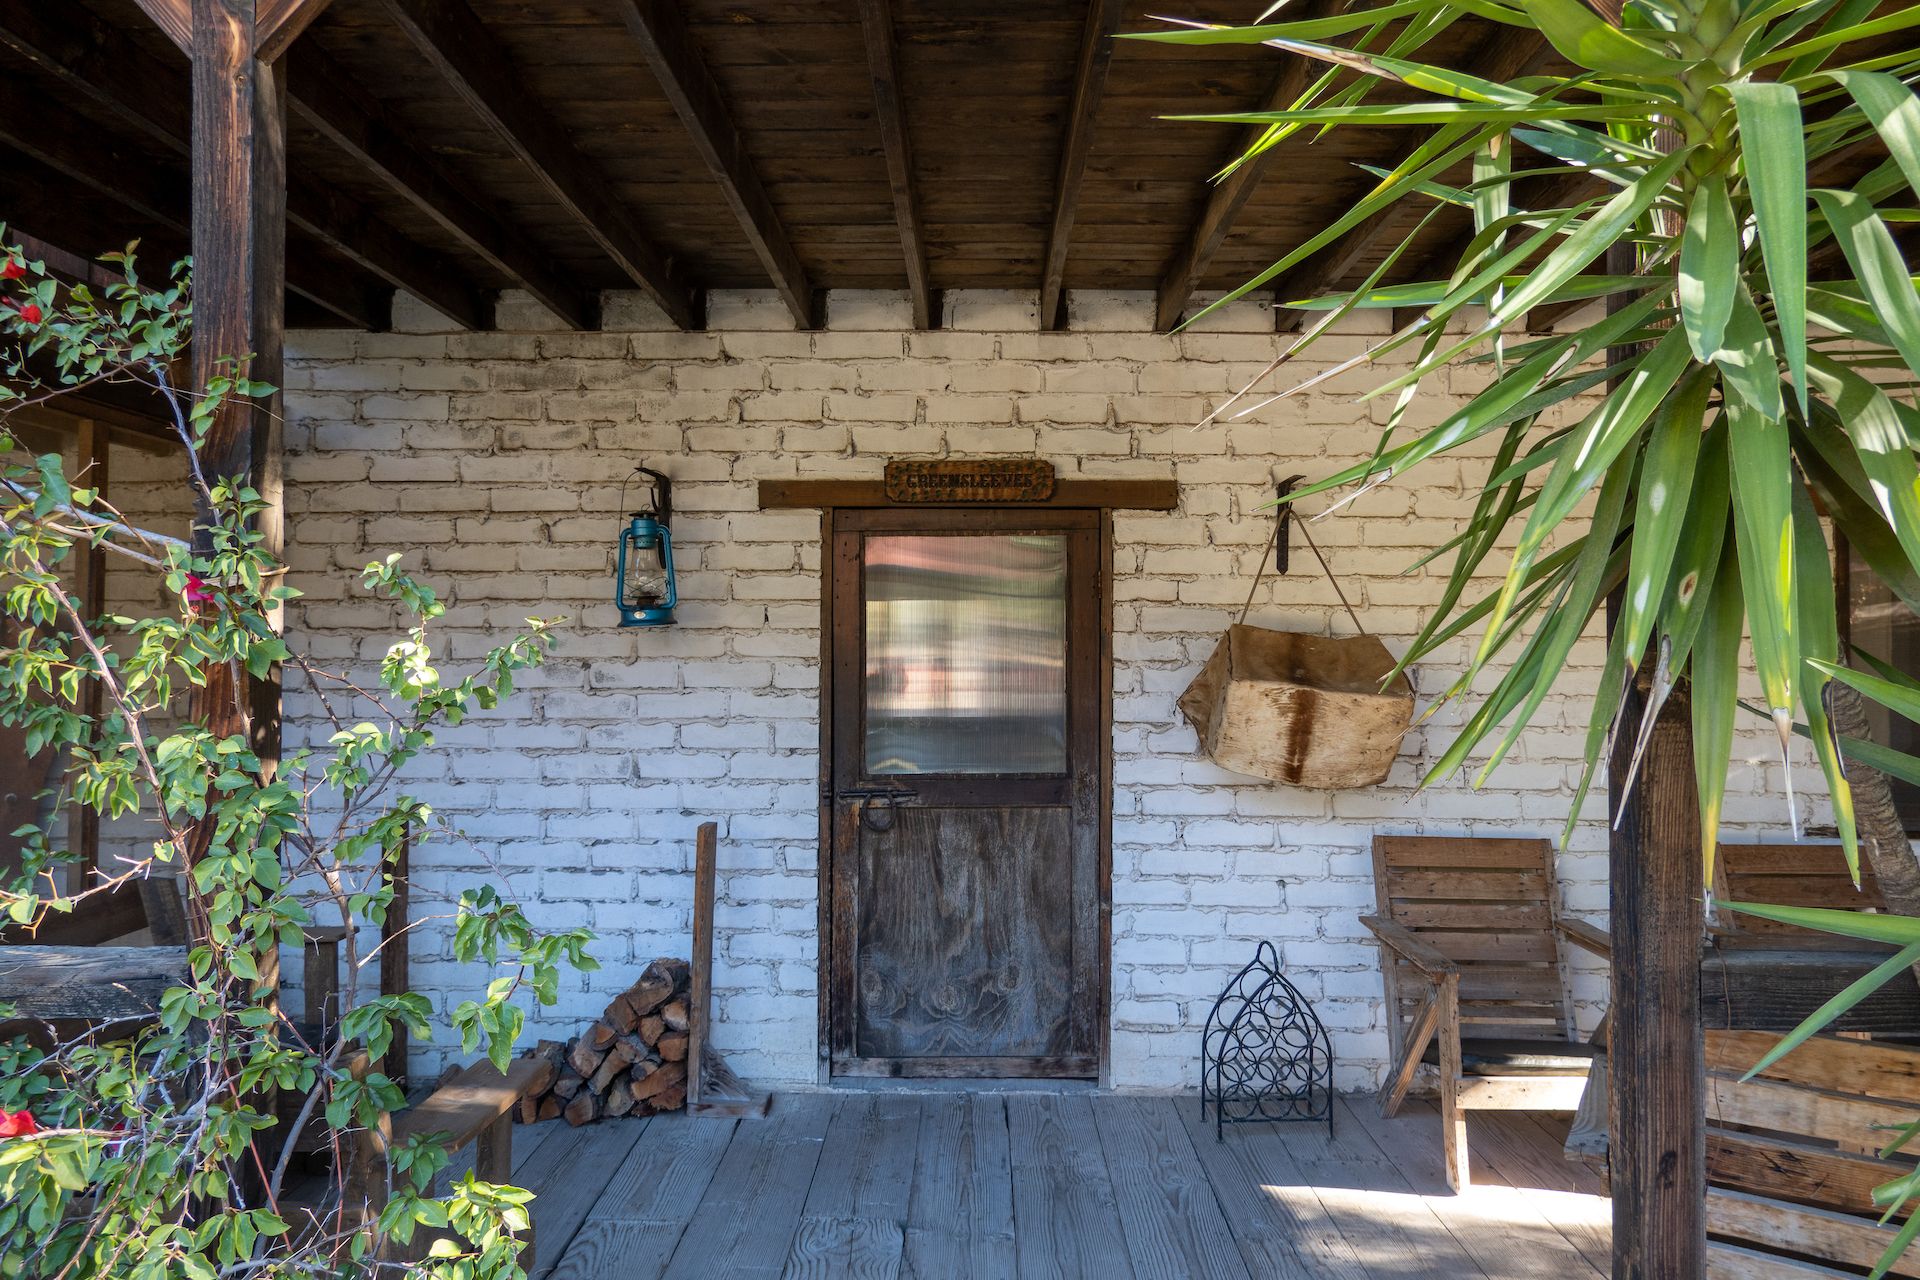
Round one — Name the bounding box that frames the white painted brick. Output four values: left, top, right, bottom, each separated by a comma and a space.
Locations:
230, 289, 1814, 1095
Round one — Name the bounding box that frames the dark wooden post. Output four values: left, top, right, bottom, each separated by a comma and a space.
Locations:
188, 0, 285, 775
1604, 239, 1706, 1279
70, 419, 108, 889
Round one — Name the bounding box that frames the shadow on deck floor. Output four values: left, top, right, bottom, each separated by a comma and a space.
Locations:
504, 1091, 1609, 1279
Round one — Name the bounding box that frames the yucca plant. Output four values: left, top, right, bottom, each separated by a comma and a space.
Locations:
1135, 0, 1920, 884
1138, 2, 1920, 1266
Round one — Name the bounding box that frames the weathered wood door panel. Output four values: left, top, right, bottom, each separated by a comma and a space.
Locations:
827, 507, 1104, 1078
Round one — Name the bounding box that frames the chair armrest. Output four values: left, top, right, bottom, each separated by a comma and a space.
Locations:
1359, 915, 1458, 980
1557, 918, 1611, 958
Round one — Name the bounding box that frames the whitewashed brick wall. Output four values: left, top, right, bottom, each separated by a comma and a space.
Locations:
108, 287, 1825, 1092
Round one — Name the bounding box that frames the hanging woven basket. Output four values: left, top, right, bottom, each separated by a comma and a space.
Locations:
1178, 484, 1413, 788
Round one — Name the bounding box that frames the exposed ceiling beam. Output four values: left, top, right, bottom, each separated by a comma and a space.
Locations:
286, 41, 600, 330
1153, 0, 1332, 334
130, 0, 190, 50
255, 0, 336, 62
0, 0, 485, 329
1038, 0, 1127, 331
855, 0, 938, 330
378, 0, 704, 330
618, 0, 816, 329
1271, 32, 1552, 335
0, 136, 387, 331
290, 182, 490, 329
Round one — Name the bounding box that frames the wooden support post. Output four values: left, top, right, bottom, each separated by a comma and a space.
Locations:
1603, 242, 1705, 1279
687, 820, 717, 1112
1607, 660, 1705, 1277
69, 420, 107, 891
188, 0, 285, 771
380, 824, 410, 1088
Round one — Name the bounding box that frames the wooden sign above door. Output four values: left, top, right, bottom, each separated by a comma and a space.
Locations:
883, 459, 1056, 504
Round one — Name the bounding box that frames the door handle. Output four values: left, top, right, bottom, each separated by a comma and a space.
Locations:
835, 785, 917, 833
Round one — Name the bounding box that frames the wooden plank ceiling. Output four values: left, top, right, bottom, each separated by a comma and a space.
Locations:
0, 0, 1530, 332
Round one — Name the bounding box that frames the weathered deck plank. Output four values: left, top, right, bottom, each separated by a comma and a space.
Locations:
515, 1117, 650, 1279
1343, 1097, 1608, 1280
1270, 1100, 1485, 1280
1007, 1093, 1138, 1280
1091, 1097, 1252, 1280
527, 1091, 1609, 1280
785, 1094, 923, 1279
903, 1094, 1017, 1279
1466, 1112, 1613, 1274
659, 1092, 833, 1279
547, 1111, 741, 1280
1173, 1101, 1367, 1280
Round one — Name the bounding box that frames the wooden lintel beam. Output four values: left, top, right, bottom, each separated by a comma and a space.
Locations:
618, 0, 816, 329
757, 477, 1179, 511
287, 41, 599, 330
0, 0, 465, 329
379, 0, 703, 330
1272, 32, 1551, 334
1038, 0, 1127, 331
856, 0, 938, 330
1153, 3, 1330, 334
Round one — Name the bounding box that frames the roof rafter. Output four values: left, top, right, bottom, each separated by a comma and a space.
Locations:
254, 0, 336, 62
1270, 32, 1552, 335
1038, 0, 1128, 332
378, 0, 704, 331
286, 41, 601, 331
0, 0, 484, 329
1153, 0, 1333, 334
855, 0, 938, 329
618, 0, 817, 329
0, 124, 386, 330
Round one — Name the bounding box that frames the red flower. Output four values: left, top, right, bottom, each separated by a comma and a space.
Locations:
14, 302, 41, 325
183, 573, 214, 611
0, 257, 23, 281
0, 1109, 38, 1138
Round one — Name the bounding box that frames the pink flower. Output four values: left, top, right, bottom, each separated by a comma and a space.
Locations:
0, 1109, 39, 1138
183, 573, 214, 611
14, 302, 40, 325
0, 258, 23, 281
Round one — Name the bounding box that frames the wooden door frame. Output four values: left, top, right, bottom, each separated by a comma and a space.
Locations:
812, 505, 1116, 1086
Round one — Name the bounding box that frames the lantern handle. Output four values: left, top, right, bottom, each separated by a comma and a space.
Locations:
620, 465, 672, 527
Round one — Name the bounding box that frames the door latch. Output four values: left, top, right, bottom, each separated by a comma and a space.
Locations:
835, 784, 917, 832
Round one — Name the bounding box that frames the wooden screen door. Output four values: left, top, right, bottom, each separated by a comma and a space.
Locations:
826, 507, 1105, 1078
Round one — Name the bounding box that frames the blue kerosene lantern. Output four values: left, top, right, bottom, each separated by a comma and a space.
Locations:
614, 466, 676, 627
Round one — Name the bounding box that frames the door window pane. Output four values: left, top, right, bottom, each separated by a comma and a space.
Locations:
864, 534, 1068, 774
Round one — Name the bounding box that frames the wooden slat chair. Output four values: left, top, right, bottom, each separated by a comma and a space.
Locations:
1703, 1030, 1920, 1278
1711, 842, 1889, 948
1361, 834, 1610, 1190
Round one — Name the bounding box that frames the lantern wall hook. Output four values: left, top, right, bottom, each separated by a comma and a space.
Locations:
615, 465, 677, 628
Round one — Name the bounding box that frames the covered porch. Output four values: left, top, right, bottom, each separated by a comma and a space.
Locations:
504, 1092, 1609, 1280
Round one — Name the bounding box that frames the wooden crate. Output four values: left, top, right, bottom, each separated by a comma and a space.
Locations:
1705, 1030, 1920, 1277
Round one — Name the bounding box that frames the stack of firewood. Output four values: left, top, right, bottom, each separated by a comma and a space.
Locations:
514, 957, 693, 1125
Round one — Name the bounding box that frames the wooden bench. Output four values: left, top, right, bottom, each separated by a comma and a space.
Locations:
1703, 1030, 1920, 1278
1361, 835, 1610, 1190
346, 1053, 544, 1265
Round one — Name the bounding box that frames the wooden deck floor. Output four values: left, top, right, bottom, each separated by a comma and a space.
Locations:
500, 1091, 1610, 1279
